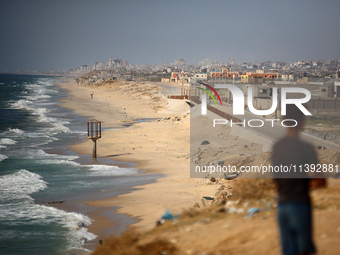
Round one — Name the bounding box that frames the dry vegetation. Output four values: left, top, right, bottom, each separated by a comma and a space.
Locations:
91, 157, 340, 255
231, 179, 276, 202
92, 230, 178, 255
91, 177, 279, 255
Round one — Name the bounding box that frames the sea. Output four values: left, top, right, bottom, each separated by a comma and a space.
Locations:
0, 74, 159, 254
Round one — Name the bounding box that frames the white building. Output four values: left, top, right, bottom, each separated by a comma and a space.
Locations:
175, 58, 185, 68
93, 61, 106, 70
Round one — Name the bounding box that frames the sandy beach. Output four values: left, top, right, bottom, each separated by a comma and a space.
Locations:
56, 79, 340, 254
56, 79, 219, 231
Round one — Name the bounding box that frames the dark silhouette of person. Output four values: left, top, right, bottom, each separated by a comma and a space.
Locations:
272, 104, 326, 255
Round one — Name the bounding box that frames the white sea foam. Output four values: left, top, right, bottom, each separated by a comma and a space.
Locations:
23, 207, 98, 253
39, 159, 80, 166
46, 122, 71, 134
0, 145, 7, 149
6, 148, 79, 162
10, 99, 71, 134
25, 83, 58, 94
0, 138, 17, 145
7, 128, 24, 134
2, 203, 97, 247
0, 169, 48, 202
1, 78, 96, 252
84, 164, 138, 176
36, 102, 57, 106
63, 211, 97, 248
71, 130, 88, 134
3, 133, 58, 148
0, 154, 8, 161
10, 99, 33, 110
30, 149, 79, 160
0, 169, 96, 251
32, 109, 70, 134
21, 132, 56, 139
24, 94, 51, 101
8, 79, 73, 136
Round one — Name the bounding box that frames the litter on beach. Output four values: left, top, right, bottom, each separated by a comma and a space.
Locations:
202, 196, 214, 200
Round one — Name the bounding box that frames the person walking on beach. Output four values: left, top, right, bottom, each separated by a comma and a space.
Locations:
272, 104, 326, 255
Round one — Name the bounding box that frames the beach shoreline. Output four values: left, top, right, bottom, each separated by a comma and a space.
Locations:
52, 79, 160, 236
54, 78, 218, 241
21, 77, 340, 255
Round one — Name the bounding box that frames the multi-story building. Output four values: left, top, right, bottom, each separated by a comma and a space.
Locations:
80, 64, 90, 72
193, 72, 208, 80
175, 58, 185, 68
170, 71, 189, 84
241, 72, 278, 83
107, 57, 127, 69
281, 74, 295, 81
209, 69, 239, 78
93, 62, 106, 70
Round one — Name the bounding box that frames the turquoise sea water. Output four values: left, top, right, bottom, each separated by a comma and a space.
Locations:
0, 74, 157, 254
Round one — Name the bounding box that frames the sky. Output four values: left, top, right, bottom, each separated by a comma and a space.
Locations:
0, 0, 339, 72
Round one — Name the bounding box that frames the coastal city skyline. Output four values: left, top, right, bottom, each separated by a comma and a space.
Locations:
1, 1, 340, 253
67, 57, 340, 86
1, 0, 340, 72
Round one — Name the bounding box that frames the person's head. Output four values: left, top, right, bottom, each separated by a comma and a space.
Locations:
282, 104, 307, 133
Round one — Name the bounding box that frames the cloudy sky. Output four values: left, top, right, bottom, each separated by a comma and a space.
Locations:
0, 0, 339, 72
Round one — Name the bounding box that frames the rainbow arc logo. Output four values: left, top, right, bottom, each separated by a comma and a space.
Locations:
197, 82, 222, 106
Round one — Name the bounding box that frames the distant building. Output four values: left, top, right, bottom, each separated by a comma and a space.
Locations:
80, 64, 90, 72
241, 72, 278, 83
318, 84, 334, 98
227, 58, 235, 66
281, 74, 294, 81
93, 61, 106, 70
188, 71, 207, 84
107, 57, 127, 69
193, 72, 208, 79
241, 74, 263, 84
171, 71, 189, 84
209, 70, 223, 78
171, 72, 180, 83
209, 69, 239, 78
335, 82, 340, 98
175, 58, 185, 68
161, 78, 170, 83
335, 68, 340, 79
